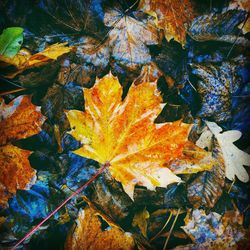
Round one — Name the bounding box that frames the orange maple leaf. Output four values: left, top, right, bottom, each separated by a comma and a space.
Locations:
0, 96, 45, 207
138, 0, 194, 46
66, 73, 213, 199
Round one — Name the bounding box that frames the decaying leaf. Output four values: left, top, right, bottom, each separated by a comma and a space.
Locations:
0, 27, 23, 57
66, 73, 213, 199
132, 207, 150, 237
189, 10, 248, 44
0, 96, 45, 145
138, 0, 194, 46
0, 96, 45, 207
204, 121, 250, 183
66, 206, 135, 250
0, 145, 35, 208
104, 9, 159, 69
0, 42, 71, 78
181, 209, 245, 249
134, 62, 162, 86
191, 62, 241, 123
187, 143, 225, 208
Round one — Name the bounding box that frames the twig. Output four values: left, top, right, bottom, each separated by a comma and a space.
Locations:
163, 208, 180, 250
150, 212, 173, 242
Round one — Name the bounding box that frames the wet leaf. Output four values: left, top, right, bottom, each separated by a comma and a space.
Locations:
132, 207, 150, 237
138, 0, 194, 46
181, 209, 245, 249
66, 73, 212, 200
0, 145, 35, 208
0, 42, 71, 79
190, 62, 241, 123
0, 27, 23, 57
0, 96, 45, 146
205, 121, 250, 182
104, 9, 159, 69
189, 10, 248, 44
133, 62, 162, 86
66, 206, 135, 250
0, 96, 45, 207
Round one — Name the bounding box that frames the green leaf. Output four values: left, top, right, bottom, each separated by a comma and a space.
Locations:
0, 27, 24, 57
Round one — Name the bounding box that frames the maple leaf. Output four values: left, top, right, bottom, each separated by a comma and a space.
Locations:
66, 73, 213, 199
198, 121, 250, 183
138, 0, 194, 46
0, 42, 71, 78
66, 206, 135, 250
104, 9, 159, 69
0, 96, 45, 207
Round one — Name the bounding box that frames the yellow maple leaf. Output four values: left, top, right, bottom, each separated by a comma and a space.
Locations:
138, 0, 194, 46
0, 96, 45, 207
66, 73, 212, 199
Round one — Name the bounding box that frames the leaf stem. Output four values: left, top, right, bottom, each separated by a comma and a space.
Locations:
11, 162, 110, 249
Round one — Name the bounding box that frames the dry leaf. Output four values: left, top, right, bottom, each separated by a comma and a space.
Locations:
203, 121, 250, 183
66, 206, 135, 250
0, 42, 71, 78
104, 9, 159, 69
0, 96, 45, 207
132, 207, 150, 237
138, 0, 194, 46
66, 73, 213, 199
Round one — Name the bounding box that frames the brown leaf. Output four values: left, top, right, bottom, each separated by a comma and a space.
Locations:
0, 95, 45, 207
0, 96, 45, 145
0, 144, 36, 208
138, 0, 194, 46
104, 9, 159, 69
66, 206, 135, 250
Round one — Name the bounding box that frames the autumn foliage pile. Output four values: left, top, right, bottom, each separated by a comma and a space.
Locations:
0, 0, 250, 249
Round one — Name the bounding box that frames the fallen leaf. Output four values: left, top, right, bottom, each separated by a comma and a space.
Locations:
229, 0, 250, 12
0, 42, 71, 78
189, 10, 248, 44
132, 207, 150, 237
134, 62, 162, 86
187, 142, 225, 208
181, 209, 245, 249
0, 145, 35, 208
0, 95, 45, 145
0, 95, 45, 207
190, 62, 241, 123
66, 73, 213, 199
153, 40, 188, 85
66, 206, 135, 250
138, 0, 194, 46
0, 27, 23, 57
205, 121, 250, 183
104, 9, 159, 69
